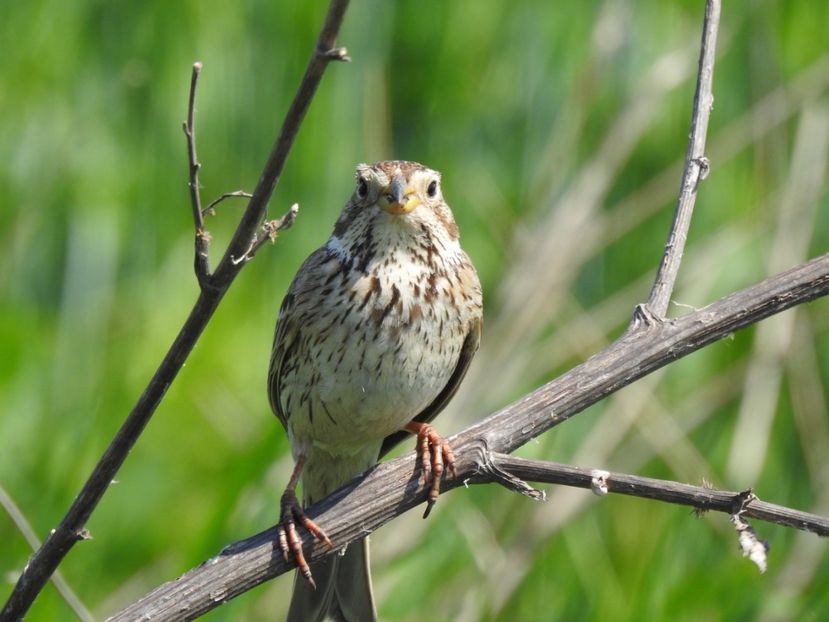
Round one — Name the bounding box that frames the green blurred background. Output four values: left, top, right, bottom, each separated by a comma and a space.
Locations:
2, 1, 829, 620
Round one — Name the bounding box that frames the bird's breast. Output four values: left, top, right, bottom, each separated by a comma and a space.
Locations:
282, 248, 478, 454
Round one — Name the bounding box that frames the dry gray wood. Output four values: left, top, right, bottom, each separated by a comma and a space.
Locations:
110, 251, 829, 621
645, 0, 720, 318
482, 453, 829, 536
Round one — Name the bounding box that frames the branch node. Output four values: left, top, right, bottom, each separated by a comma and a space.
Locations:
631, 303, 663, 330
730, 488, 755, 515
75, 528, 92, 542
482, 450, 546, 501
694, 155, 710, 182
590, 470, 610, 497
231, 203, 299, 265
197, 228, 212, 244
692, 478, 715, 517
317, 46, 351, 62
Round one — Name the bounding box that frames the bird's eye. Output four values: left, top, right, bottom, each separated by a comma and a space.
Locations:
427, 179, 438, 197
357, 178, 368, 198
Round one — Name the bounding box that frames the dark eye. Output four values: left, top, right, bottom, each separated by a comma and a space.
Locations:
357, 178, 368, 198
427, 179, 438, 197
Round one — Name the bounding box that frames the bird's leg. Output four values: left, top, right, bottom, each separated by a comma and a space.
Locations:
404, 421, 457, 518
278, 454, 333, 588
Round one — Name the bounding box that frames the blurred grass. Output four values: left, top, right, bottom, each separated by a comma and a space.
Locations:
2, 1, 829, 620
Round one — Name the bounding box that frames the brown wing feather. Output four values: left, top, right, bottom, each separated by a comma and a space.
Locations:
379, 316, 482, 458
268, 247, 333, 431
268, 292, 294, 430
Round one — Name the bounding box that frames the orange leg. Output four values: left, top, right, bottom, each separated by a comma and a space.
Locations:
405, 421, 457, 518
277, 455, 333, 589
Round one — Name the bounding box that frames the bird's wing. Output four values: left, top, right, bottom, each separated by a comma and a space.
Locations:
379, 315, 482, 458
268, 247, 333, 430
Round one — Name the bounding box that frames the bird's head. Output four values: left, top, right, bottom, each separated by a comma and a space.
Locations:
331, 161, 460, 247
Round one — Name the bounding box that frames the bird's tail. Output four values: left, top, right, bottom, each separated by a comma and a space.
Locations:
286, 536, 377, 622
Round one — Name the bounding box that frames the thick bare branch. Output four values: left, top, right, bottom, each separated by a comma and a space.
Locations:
0, 2, 351, 620
644, 0, 721, 319
110, 252, 829, 622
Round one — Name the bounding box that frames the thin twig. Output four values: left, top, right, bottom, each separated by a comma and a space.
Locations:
183, 62, 210, 287
0, 2, 351, 620
231, 203, 299, 265
642, 0, 721, 321
110, 252, 829, 621
0, 485, 94, 622
482, 453, 829, 536
202, 190, 253, 216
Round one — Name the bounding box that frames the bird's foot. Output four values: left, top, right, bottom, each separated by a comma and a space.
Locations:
405, 421, 457, 518
277, 487, 333, 588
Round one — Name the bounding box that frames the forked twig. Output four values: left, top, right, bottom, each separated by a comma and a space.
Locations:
202, 190, 253, 216
231, 203, 299, 265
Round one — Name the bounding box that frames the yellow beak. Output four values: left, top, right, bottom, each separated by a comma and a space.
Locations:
379, 174, 421, 215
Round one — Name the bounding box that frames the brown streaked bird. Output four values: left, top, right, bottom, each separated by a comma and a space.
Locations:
268, 160, 482, 621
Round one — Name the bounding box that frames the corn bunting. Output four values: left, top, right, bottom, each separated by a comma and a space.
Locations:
268, 160, 482, 621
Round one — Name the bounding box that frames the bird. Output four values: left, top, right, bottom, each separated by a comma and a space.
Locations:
268, 160, 482, 621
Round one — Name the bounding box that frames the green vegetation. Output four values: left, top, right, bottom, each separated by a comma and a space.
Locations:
2, 1, 828, 620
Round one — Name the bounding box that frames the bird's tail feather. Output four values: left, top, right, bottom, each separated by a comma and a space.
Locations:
286, 537, 376, 622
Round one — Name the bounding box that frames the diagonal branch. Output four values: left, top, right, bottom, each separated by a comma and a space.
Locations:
643, 0, 721, 319
0, 2, 351, 620
110, 251, 829, 621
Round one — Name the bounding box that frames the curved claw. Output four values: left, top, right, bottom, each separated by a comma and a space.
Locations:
405, 421, 457, 518
278, 461, 333, 588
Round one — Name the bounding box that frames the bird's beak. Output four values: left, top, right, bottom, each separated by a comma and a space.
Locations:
379, 174, 420, 215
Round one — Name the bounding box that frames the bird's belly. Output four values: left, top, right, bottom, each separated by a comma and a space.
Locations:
284, 286, 466, 454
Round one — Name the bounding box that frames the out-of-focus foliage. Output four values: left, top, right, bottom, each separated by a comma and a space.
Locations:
2, 1, 828, 620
